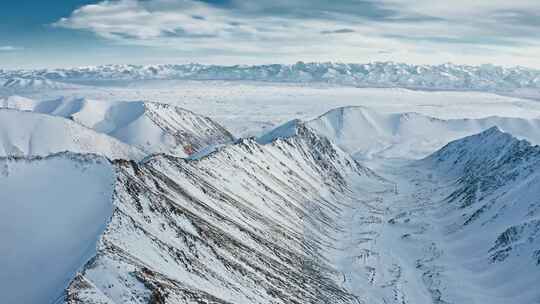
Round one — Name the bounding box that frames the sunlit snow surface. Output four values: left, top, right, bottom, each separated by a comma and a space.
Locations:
0, 109, 145, 160
305, 106, 540, 159
0, 97, 234, 157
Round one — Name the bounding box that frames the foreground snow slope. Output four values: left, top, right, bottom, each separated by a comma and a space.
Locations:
65, 123, 388, 304
0, 154, 114, 304
1, 96, 235, 156
0, 109, 145, 160
306, 106, 540, 159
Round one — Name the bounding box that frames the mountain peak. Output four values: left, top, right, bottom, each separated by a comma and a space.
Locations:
423, 126, 538, 178
257, 118, 303, 144
478, 125, 504, 137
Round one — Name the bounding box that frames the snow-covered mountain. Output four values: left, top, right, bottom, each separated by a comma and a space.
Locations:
305, 106, 540, 159
0, 109, 145, 160
2, 62, 540, 91
3, 101, 540, 303
251, 115, 540, 303
1, 96, 235, 157
0, 121, 385, 304
408, 127, 540, 303
66, 123, 387, 304
0, 76, 76, 92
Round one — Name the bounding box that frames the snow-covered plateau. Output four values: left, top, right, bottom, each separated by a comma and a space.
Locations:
1, 70, 540, 303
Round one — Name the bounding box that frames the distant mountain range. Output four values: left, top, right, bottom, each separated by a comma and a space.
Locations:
2, 62, 540, 91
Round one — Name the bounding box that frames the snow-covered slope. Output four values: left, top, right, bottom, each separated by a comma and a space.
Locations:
3, 62, 540, 91
309, 128, 540, 304
306, 106, 540, 159
0, 109, 144, 160
0, 153, 114, 304
406, 128, 540, 303
1, 96, 235, 157
251, 118, 540, 303
64, 123, 388, 304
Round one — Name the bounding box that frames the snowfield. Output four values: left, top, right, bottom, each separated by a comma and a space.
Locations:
0, 154, 114, 304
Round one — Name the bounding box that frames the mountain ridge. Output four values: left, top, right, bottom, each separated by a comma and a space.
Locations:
408, 127, 540, 302
304, 106, 540, 159
0, 96, 235, 157
63, 120, 385, 304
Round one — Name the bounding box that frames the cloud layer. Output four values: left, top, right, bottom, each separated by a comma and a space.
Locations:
53, 0, 540, 67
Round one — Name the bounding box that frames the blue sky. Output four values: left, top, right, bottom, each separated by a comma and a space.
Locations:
0, 1, 162, 68
1, 0, 540, 69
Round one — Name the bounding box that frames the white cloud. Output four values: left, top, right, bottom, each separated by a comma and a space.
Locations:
52, 0, 540, 67
380, 0, 540, 17
53, 0, 243, 40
